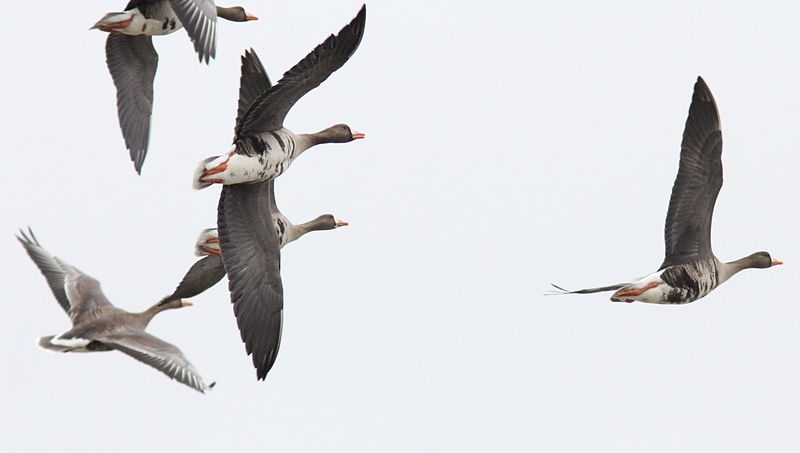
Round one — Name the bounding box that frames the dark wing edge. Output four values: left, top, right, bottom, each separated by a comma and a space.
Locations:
234, 49, 273, 138
17, 228, 114, 322
16, 228, 71, 313
218, 182, 284, 380
168, 0, 217, 63
236, 4, 367, 137
660, 76, 723, 269
103, 332, 212, 393
105, 33, 158, 174
160, 255, 227, 303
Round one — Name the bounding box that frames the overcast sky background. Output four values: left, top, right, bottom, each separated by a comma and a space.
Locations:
2, 0, 800, 451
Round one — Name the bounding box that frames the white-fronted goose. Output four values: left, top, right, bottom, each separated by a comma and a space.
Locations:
161, 184, 347, 302
552, 77, 782, 304
92, 0, 258, 174
192, 5, 366, 190
201, 181, 348, 252
18, 229, 213, 393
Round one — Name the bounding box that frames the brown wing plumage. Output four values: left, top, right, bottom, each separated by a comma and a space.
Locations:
102, 332, 211, 393
17, 228, 114, 324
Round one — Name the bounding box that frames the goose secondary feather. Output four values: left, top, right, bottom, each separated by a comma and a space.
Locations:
201, 184, 348, 253
192, 5, 367, 190
551, 77, 782, 304
183, 10, 365, 379
161, 182, 347, 303
217, 180, 283, 379
93, 0, 258, 174
18, 229, 213, 393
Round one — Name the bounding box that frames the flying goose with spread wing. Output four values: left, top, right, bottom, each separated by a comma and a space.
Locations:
161, 180, 348, 303
551, 77, 782, 304
192, 5, 367, 189
18, 228, 212, 393
92, 0, 258, 173
187, 5, 366, 380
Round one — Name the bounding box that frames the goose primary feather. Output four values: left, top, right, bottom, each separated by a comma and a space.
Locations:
18, 228, 213, 393
192, 5, 367, 189
93, 0, 258, 174
161, 181, 346, 304
551, 77, 782, 305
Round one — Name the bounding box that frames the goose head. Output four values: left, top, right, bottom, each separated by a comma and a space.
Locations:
313, 124, 365, 144
288, 215, 348, 245
311, 214, 349, 231
216, 6, 259, 22
746, 251, 783, 269
156, 298, 193, 310
144, 298, 193, 324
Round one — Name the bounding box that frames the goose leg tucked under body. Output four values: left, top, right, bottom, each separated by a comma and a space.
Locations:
550, 77, 781, 305
18, 228, 213, 393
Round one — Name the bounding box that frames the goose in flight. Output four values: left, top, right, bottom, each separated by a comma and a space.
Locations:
184, 6, 366, 379
18, 228, 213, 393
193, 5, 367, 189
92, 0, 258, 173
551, 77, 782, 304
161, 180, 347, 303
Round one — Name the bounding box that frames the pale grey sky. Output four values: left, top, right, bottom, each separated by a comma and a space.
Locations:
2, 0, 800, 451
